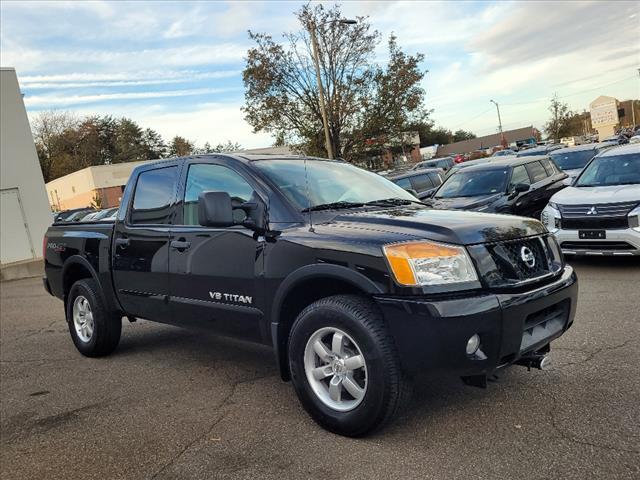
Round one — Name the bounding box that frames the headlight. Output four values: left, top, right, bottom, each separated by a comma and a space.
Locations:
541, 203, 561, 232
628, 204, 640, 232
383, 241, 478, 286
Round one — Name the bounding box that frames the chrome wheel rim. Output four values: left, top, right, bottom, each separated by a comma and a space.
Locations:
303, 327, 367, 412
73, 295, 94, 343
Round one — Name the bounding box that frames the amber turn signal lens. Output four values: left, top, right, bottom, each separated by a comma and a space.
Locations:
383, 242, 462, 286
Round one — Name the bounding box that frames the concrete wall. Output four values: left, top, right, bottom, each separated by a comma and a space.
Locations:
0, 68, 52, 265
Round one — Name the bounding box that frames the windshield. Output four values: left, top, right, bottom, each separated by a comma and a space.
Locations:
574, 154, 640, 187
253, 159, 416, 210
550, 149, 596, 170
435, 169, 508, 198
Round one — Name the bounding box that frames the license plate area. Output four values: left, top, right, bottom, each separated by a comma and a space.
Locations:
579, 230, 606, 239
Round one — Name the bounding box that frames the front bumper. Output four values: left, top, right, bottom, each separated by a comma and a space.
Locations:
552, 228, 640, 256
373, 266, 578, 377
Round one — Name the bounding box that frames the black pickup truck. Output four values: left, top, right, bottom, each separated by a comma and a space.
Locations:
43, 154, 578, 436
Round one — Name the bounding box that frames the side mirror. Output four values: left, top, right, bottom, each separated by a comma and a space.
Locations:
512, 183, 530, 193
198, 191, 234, 227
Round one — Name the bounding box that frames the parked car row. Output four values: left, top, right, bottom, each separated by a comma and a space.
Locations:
53, 206, 119, 223
398, 144, 639, 257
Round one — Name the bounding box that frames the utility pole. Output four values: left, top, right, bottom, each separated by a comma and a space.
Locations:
490, 99, 507, 147
309, 18, 356, 159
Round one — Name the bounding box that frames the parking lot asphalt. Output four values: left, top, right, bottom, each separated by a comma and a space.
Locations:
1, 259, 639, 480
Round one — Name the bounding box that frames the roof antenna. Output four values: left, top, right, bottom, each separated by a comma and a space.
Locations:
304, 157, 314, 232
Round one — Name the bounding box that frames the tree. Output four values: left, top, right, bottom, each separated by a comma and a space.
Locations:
213, 140, 242, 153
141, 128, 167, 159
32, 110, 78, 182
113, 118, 146, 164
242, 3, 428, 159
544, 94, 576, 141
168, 136, 194, 157
453, 129, 476, 142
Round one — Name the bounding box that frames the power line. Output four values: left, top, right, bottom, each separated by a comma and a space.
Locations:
447, 106, 494, 131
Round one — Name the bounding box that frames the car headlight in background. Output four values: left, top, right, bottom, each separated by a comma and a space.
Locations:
383, 241, 478, 286
541, 202, 561, 233
628, 204, 640, 232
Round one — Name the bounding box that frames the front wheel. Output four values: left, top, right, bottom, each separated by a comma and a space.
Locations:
288, 295, 409, 437
66, 278, 122, 357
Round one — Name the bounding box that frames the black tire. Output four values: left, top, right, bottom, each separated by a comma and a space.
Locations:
288, 294, 410, 437
66, 278, 122, 357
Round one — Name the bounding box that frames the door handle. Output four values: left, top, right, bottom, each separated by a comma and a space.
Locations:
170, 239, 191, 251
115, 238, 130, 249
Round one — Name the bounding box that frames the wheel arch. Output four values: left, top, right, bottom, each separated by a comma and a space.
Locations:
270, 264, 384, 381
61, 256, 103, 308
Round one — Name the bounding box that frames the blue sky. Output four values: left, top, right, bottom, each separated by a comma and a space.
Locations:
1, 1, 638, 148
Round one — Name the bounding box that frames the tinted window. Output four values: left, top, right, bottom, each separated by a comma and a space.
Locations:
394, 177, 413, 189
435, 169, 508, 198
525, 161, 548, 183
131, 167, 177, 224
510, 165, 530, 186
410, 174, 434, 192
183, 164, 254, 225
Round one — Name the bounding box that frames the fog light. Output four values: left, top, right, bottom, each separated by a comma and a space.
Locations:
466, 334, 480, 355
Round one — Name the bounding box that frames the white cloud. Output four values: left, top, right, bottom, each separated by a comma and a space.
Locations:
23, 87, 240, 108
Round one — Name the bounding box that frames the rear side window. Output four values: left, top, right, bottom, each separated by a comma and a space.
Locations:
410, 174, 434, 192
429, 172, 443, 187
525, 161, 548, 183
131, 167, 178, 224
394, 177, 412, 189
183, 164, 254, 225
541, 158, 559, 175
510, 165, 531, 186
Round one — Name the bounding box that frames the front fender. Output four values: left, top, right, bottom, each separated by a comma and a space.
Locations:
270, 263, 384, 381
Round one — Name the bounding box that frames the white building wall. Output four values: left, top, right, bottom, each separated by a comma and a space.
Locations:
0, 68, 52, 265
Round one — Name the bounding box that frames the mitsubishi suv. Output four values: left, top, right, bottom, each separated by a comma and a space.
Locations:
541, 144, 640, 256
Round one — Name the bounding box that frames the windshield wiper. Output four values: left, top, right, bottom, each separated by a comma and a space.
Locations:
364, 197, 427, 207
301, 201, 364, 212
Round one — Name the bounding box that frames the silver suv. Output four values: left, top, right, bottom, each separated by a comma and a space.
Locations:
541, 144, 640, 256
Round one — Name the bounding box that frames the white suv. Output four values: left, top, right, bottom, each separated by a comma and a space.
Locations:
541, 144, 640, 256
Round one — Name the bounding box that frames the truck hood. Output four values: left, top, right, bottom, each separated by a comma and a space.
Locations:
424, 193, 502, 211
551, 184, 640, 205
322, 206, 544, 246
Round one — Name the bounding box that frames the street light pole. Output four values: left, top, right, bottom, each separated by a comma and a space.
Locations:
309, 18, 356, 159
309, 25, 334, 159
490, 99, 507, 147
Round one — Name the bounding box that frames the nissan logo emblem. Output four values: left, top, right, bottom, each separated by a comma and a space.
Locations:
520, 246, 536, 268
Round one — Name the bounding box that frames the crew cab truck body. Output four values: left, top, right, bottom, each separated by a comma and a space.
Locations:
44, 154, 578, 436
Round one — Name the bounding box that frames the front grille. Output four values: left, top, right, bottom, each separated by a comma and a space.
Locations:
486, 236, 553, 283
558, 201, 637, 218
561, 217, 628, 230
561, 241, 637, 251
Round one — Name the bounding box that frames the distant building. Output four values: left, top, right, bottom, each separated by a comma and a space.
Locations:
45, 160, 150, 211
436, 126, 538, 156
1, 68, 52, 266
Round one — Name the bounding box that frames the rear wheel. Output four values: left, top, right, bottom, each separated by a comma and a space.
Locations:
288, 295, 409, 437
66, 279, 121, 357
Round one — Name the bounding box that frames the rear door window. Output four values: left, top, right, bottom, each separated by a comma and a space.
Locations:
410, 174, 434, 192
131, 166, 178, 224
525, 161, 548, 183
